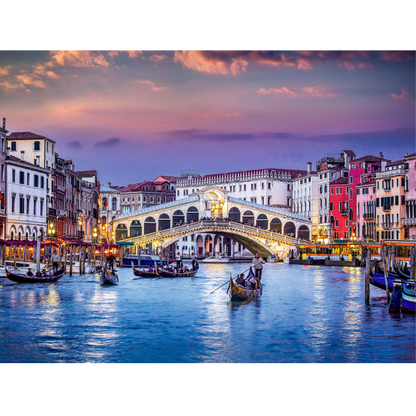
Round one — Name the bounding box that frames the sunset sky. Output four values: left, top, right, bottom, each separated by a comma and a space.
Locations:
0, 50, 414, 185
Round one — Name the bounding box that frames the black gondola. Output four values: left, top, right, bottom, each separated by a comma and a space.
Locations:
100, 268, 119, 286
132, 265, 160, 278
158, 268, 198, 278
5, 267, 65, 283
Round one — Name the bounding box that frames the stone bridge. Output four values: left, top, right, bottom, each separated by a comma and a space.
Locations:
112, 185, 311, 257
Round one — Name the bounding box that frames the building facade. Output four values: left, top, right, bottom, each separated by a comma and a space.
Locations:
403, 153, 416, 239
355, 179, 377, 241
329, 177, 350, 241
99, 183, 121, 244
375, 159, 406, 241
0, 117, 7, 238
5, 154, 48, 240
177, 168, 306, 209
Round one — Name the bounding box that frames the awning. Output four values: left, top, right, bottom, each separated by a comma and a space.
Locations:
116, 241, 134, 246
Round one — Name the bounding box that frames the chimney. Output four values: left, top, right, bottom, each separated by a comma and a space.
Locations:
2, 118, 5, 129
379, 152, 383, 159
6, 147, 10, 158
20, 151, 25, 162
307, 162, 312, 174
107, 182, 111, 187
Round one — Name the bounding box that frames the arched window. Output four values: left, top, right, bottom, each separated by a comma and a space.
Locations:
283, 222, 296, 237
298, 225, 310, 240
229, 207, 241, 222
144, 217, 156, 234
158, 214, 170, 230
112, 197, 117, 211
102, 197, 108, 210
270, 218, 282, 233
172, 210, 185, 226
256, 214, 268, 229
186, 206, 199, 222
130, 220, 142, 237
242, 211, 254, 225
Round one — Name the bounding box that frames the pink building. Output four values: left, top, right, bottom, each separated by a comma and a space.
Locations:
403, 153, 416, 239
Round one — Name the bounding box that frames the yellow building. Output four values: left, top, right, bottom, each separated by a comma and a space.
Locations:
375, 159, 406, 241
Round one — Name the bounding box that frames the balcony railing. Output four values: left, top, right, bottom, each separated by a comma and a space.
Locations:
403, 218, 416, 226
376, 168, 405, 179
363, 212, 375, 220
57, 209, 67, 217
383, 205, 391, 212
340, 209, 349, 216
77, 230, 84, 240
382, 222, 392, 229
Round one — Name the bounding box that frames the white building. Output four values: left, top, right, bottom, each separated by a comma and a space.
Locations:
177, 168, 306, 207
99, 183, 121, 243
5, 152, 48, 240
0, 117, 8, 238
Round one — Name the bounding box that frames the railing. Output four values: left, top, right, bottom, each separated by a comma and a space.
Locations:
403, 218, 416, 226
77, 230, 84, 239
363, 212, 375, 220
56, 184, 65, 193
57, 209, 67, 217
340, 209, 348, 216
382, 222, 392, 229
376, 168, 405, 179
383, 205, 391, 212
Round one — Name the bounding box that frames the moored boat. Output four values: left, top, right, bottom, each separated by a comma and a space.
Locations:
5, 267, 65, 283
401, 281, 416, 314
370, 272, 407, 292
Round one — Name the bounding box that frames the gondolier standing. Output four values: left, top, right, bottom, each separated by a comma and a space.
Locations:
175, 252, 182, 270
191, 252, 196, 270
52, 251, 60, 272
252, 253, 265, 281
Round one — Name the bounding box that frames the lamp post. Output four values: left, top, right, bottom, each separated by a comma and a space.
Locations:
93, 227, 98, 244
48, 222, 55, 238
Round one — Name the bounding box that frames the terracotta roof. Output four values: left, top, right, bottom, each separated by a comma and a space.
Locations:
352, 155, 390, 163
357, 179, 376, 187
403, 152, 416, 160
76, 170, 98, 177
7, 131, 56, 143
342, 150, 355, 156
6, 155, 48, 171
386, 160, 404, 167
153, 175, 181, 182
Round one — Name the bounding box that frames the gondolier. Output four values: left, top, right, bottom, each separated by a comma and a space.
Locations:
252, 253, 265, 281
52, 251, 60, 272
175, 252, 182, 269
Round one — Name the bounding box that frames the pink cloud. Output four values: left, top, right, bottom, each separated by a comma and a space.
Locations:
297, 58, 313, 70
391, 88, 411, 101
49, 51, 110, 68
149, 54, 168, 62
134, 79, 165, 91
108, 51, 119, 58
337, 61, 355, 71
203, 109, 241, 118
16, 74, 46, 88
127, 51, 143, 59
358, 62, 374, 69
0, 65, 12, 76
257, 87, 298, 97
302, 86, 337, 97
379, 51, 415, 62
0, 81, 26, 92
173, 51, 231, 75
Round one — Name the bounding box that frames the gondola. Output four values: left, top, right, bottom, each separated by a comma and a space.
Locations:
401, 281, 416, 313
370, 271, 408, 292
100, 268, 119, 286
228, 268, 262, 300
158, 268, 198, 278
132, 265, 160, 278
5, 267, 65, 283
393, 263, 411, 280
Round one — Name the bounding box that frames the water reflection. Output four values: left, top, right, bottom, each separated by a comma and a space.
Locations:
0, 263, 414, 363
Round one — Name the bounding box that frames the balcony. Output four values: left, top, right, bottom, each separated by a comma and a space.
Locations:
363, 212, 375, 220
383, 205, 391, 212
376, 168, 405, 179
56, 184, 65, 193
382, 222, 392, 229
77, 230, 84, 240
340, 209, 349, 216
403, 218, 416, 226
56, 209, 67, 217
48, 208, 56, 216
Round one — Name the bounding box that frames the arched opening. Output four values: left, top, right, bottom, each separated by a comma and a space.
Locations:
158, 213, 171, 230
102, 197, 108, 210
39, 228, 44, 241
115, 224, 128, 241
130, 220, 142, 237
270, 218, 282, 233
186, 206, 199, 222
205, 235, 213, 257
242, 210, 254, 226
283, 221, 296, 237
101, 216, 106, 225
172, 210, 185, 226
256, 214, 268, 229
112, 197, 117, 211
298, 225, 310, 241
228, 207, 240, 222
144, 217, 156, 234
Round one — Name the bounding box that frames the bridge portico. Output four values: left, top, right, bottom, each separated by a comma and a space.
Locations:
112, 186, 311, 256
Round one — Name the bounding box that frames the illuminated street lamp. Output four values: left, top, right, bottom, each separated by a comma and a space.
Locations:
93, 226, 98, 243
48, 222, 55, 237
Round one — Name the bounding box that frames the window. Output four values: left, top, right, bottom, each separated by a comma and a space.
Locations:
350, 177, 353, 183
143, 196, 146, 202
336, 187, 338, 195
330, 202, 333, 211
244, 184, 246, 191
26, 198, 30, 214
33, 198, 37, 215
335, 219, 338, 227
345, 219, 349, 227
12, 169, 15, 183
150, 197, 154, 203
34, 141, 40, 151
395, 195, 399, 205
27, 173, 30, 185
331, 188, 334, 195
11, 195, 15, 213
396, 178, 399, 187
261, 183, 264, 190
34, 175, 39, 187
40, 200, 43, 216
0, 164, 3, 181
11, 142, 17, 151
19, 171, 24, 184
268, 183, 271, 190
356, 188, 360, 195
357, 203, 360, 216
19, 196, 24, 214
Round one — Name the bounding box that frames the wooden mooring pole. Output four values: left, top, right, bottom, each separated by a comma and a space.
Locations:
381, 244, 390, 303
365, 248, 372, 303
69, 244, 73, 276
410, 246, 415, 281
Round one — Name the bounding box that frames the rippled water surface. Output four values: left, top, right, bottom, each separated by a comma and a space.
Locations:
0, 263, 414, 363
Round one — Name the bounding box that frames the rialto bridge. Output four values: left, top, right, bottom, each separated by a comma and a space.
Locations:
111, 186, 311, 258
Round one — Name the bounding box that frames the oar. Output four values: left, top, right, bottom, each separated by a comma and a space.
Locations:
210, 266, 252, 294
79, 267, 103, 282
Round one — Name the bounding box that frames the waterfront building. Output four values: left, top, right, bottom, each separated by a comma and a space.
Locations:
0, 118, 7, 238
329, 177, 350, 241
348, 153, 390, 239
99, 183, 121, 244
7, 131, 57, 234
355, 178, 377, 241
53, 155, 67, 237
176, 168, 305, 208
5, 151, 48, 240
403, 153, 416, 239
63, 160, 82, 239
293, 151, 354, 243
375, 159, 406, 241
76, 170, 99, 243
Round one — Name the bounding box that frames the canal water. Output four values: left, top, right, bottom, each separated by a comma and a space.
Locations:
0, 263, 414, 363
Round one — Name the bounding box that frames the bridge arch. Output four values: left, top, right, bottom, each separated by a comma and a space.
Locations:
144, 217, 156, 234
229, 207, 241, 222
116, 224, 128, 241
242, 210, 254, 225
187, 206, 199, 222
172, 210, 185, 227
270, 217, 282, 233
256, 214, 268, 229
283, 221, 296, 237
297, 225, 310, 240
159, 213, 171, 230
130, 220, 142, 237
